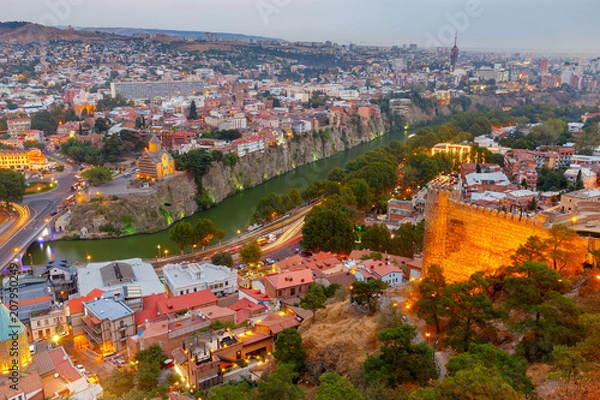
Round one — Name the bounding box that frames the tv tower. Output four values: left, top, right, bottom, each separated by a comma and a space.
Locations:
450, 33, 459, 72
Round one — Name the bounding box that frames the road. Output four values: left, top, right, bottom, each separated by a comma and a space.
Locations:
148, 203, 315, 268
0, 156, 78, 270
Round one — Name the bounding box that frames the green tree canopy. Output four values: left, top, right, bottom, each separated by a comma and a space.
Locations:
81, 166, 113, 186
169, 221, 194, 254
363, 323, 437, 387
351, 279, 388, 314
416, 264, 447, 333
193, 218, 216, 248
360, 224, 391, 253
315, 372, 364, 400
446, 343, 533, 394
299, 284, 327, 320
302, 206, 356, 254
273, 328, 306, 374
211, 252, 233, 268
239, 240, 263, 264
409, 366, 520, 400
0, 168, 26, 206
256, 363, 305, 400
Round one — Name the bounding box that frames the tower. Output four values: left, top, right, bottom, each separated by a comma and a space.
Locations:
148, 135, 161, 153
450, 33, 459, 72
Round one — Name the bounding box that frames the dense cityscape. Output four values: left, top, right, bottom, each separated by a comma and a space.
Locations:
0, 6, 600, 400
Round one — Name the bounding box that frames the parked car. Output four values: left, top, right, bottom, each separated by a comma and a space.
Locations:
76, 364, 86, 374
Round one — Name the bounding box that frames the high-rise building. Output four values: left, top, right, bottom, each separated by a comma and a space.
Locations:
541, 59, 549, 74
450, 34, 459, 72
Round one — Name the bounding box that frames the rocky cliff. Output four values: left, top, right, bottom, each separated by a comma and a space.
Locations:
65, 173, 198, 238
64, 114, 387, 237
202, 115, 387, 202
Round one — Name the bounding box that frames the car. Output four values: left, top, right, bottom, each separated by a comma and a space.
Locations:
264, 258, 276, 265
76, 364, 86, 373
29, 344, 36, 354
293, 247, 300, 254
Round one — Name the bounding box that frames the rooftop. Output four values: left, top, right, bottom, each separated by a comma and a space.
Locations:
77, 258, 163, 297
162, 262, 237, 288
83, 296, 134, 321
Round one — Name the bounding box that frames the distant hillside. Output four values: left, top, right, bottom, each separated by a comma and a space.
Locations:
75, 26, 283, 43
0, 21, 124, 43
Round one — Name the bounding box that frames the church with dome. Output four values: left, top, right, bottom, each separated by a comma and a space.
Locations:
137, 135, 175, 181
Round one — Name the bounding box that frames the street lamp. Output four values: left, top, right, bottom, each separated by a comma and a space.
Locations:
86, 254, 91, 262
164, 249, 169, 257
157, 244, 161, 259
28, 253, 33, 265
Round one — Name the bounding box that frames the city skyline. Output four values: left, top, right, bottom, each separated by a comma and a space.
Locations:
0, 0, 598, 55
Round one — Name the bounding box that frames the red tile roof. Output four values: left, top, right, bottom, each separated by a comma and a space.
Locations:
48, 347, 82, 382
18, 296, 52, 307
229, 298, 267, 313
239, 288, 271, 302
157, 290, 217, 315
263, 269, 314, 291
135, 293, 167, 326
68, 289, 105, 315
256, 313, 300, 334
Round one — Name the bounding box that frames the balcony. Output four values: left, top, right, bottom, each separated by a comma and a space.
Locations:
82, 324, 104, 344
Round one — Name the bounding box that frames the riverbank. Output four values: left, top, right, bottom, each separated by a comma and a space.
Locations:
29, 121, 408, 264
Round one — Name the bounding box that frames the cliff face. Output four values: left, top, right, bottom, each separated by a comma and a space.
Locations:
64, 115, 387, 238
203, 115, 387, 202
66, 173, 198, 238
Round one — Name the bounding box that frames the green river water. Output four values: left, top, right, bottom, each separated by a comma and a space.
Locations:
28, 130, 407, 263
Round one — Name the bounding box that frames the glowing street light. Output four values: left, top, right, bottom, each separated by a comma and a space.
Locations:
157, 244, 161, 259
164, 249, 169, 257
86, 254, 91, 262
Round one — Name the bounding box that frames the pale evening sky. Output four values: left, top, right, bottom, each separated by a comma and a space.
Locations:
1, 0, 598, 54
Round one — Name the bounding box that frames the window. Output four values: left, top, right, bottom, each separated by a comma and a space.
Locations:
290, 288, 296, 296
225, 281, 228, 286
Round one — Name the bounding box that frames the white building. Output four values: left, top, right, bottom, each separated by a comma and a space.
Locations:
234, 136, 265, 157
77, 258, 164, 298
565, 166, 597, 189
162, 262, 238, 298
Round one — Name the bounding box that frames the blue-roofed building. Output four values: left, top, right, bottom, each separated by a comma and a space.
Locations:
0, 303, 31, 373
81, 295, 136, 355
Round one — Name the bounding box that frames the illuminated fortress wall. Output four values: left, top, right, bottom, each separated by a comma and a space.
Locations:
423, 189, 588, 282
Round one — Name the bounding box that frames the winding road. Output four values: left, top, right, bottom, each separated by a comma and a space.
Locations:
0, 156, 78, 270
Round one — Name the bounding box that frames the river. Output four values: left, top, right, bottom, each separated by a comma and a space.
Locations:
28, 129, 408, 263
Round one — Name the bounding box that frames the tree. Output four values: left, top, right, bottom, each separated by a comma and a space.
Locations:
284, 188, 303, 211
363, 324, 437, 387
252, 193, 285, 223
81, 166, 112, 185
94, 117, 111, 133
133, 345, 166, 393
444, 274, 504, 352
544, 224, 580, 272
327, 167, 346, 183
256, 363, 305, 400
169, 221, 194, 254
409, 366, 520, 400
575, 169, 585, 190
188, 100, 198, 120
360, 224, 391, 253
102, 368, 135, 398
273, 328, 306, 374
302, 207, 356, 254
416, 265, 447, 333
193, 218, 216, 249
299, 284, 327, 321
390, 221, 425, 257
239, 240, 263, 264
315, 372, 364, 400
511, 236, 548, 266
0, 168, 26, 206
207, 381, 252, 400
552, 345, 585, 381
351, 279, 388, 314
211, 252, 233, 268
445, 343, 533, 394
215, 228, 226, 244
503, 262, 568, 312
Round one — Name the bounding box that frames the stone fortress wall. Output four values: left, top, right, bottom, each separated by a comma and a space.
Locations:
423, 187, 589, 282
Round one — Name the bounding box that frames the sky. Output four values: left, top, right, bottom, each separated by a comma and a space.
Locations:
1, 0, 598, 54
